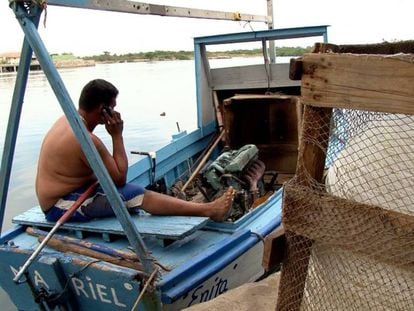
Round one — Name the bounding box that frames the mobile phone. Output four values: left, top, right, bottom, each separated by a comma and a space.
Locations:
102, 105, 113, 117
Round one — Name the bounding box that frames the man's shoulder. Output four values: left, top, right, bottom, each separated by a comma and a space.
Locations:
47, 116, 69, 134
89, 132, 104, 144
42, 119, 83, 152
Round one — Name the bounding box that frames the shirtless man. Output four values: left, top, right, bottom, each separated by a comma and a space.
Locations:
36, 79, 234, 222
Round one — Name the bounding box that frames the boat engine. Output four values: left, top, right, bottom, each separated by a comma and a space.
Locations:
171, 144, 269, 221
201, 144, 266, 220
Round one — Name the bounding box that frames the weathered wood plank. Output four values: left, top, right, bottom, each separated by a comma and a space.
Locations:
312, 41, 414, 56
211, 63, 300, 90
13, 206, 209, 241
301, 53, 414, 115
296, 105, 332, 184
38, 235, 145, 271
337, 40, 414, 54
289, 57, 303, 80
27, 227, 139, 261
262, 225, 285, 272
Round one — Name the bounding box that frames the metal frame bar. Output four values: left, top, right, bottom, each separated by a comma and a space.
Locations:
194, 25, 329, 45
47, 0, 271, 23
10, 2, 157, 273
267, 0, 276, 62
0, 6, 41, 234
3, 2, 162, 309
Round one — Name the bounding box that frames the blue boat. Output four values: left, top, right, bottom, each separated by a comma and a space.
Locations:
0, 1, 328, 310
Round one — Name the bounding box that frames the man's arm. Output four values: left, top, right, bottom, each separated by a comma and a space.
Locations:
92, 109, 128, 186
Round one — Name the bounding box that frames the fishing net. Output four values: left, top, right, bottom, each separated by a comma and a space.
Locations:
276, 105, 414, 310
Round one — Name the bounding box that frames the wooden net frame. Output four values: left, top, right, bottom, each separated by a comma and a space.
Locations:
276, 41, 414, 311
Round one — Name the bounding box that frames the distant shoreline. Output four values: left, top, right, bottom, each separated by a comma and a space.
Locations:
78, 47, 310, 63
1, 47, 308, 73
55, 59, 95, 68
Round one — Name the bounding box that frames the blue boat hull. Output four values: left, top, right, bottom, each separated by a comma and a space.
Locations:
0, 188, 283, 310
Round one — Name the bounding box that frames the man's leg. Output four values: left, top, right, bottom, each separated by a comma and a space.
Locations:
81, 183, 144, 219
141, 187, 235, 221
82, 183, 234, 222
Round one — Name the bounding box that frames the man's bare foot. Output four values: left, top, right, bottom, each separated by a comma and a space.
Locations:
208, 187, 235, 222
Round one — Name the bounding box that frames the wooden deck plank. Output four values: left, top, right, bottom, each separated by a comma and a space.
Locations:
12, 206, 209, 241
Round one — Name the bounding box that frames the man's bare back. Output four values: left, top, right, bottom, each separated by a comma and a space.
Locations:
36, 116, 95, 211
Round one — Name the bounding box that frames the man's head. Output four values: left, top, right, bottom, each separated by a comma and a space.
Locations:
79, 79, 119, 112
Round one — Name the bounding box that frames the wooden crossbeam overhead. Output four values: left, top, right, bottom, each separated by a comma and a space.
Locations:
47, 0, 272, 23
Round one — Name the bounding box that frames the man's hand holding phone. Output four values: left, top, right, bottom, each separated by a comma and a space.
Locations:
102, 106, 123, 137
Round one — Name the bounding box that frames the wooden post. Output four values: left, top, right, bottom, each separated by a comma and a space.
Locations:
276, 105, 332, 311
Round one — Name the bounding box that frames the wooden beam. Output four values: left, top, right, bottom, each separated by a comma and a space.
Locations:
338, 40, 414, 54
38, 235, 146, 272
296, 105, 332, 185
278, 41, 414, 310
311, 42, 340, 53
301, 53, 414, 115
262, 225, 285, 272
47, 0, 270, 23
289, 43, 341, 81
276, 105, 332, 311
289, 57, 303, 80
311, 41, 414, 55
283, 183, 414, 270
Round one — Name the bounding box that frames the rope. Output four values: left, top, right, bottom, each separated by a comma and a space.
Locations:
38, 0, 47, 27
154, 260, 172, 272
251, 230, 265, 243
40, 259, 101, 306
130, 267, 159, 311
11, 0, 48, 26
241, 21, 255, 32
261, 39, 271, 91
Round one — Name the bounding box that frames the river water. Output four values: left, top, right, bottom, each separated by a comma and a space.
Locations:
1, 56, 276, 309
0, 60, 200, 232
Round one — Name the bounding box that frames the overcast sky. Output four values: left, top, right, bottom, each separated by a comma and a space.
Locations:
1, 0, 413, 56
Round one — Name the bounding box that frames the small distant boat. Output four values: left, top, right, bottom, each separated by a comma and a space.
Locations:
0, 1, 328, 310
